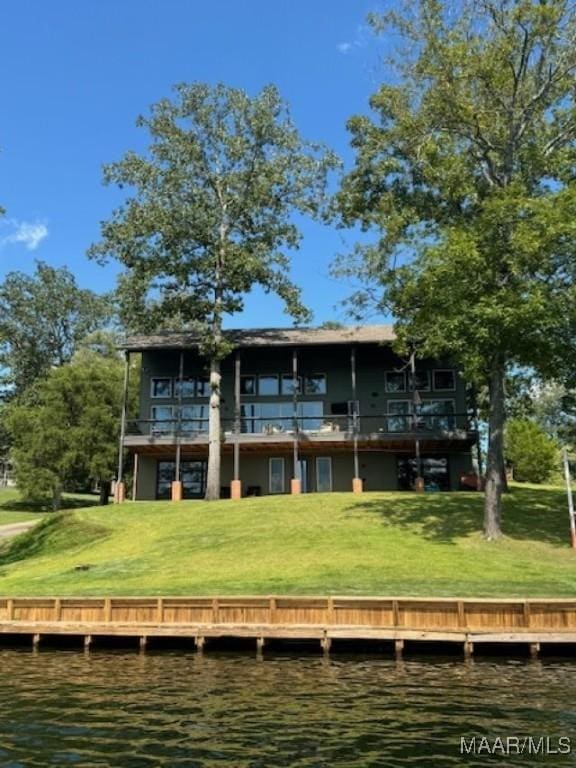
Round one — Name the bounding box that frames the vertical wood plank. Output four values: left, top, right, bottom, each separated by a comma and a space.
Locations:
212, 598, 219, 623
157, 597, 164, 624
7, 599, 14, 621
457, 601, 466, 628
392, 600, 399, 627
104, 598, 112, 622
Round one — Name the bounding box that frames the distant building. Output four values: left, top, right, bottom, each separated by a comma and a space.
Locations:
119, 326, 477, 499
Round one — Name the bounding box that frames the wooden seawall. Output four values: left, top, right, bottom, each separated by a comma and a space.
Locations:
1, 596, 576, 656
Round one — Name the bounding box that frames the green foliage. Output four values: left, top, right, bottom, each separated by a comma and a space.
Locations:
335, 0, 576, 536
0, 261, 112, 397
89, 82, 339, 357
505, 418, 559, 483
5, 351, 137, 508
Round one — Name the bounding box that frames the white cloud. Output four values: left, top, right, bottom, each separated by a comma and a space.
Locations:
336, 24, 372, 55
337, 42, 352, 54
0, 219, 49, 251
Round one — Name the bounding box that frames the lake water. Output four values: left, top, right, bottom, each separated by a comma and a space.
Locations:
0, 646, 575, 766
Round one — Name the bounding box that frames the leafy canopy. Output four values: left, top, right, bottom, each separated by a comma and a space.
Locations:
6, 350, 137, 507
0, 261, 112, 397
89, 82, 339, 358
336, 0, 576, 384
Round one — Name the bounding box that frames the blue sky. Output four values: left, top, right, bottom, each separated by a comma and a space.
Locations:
0, 0, 387, 328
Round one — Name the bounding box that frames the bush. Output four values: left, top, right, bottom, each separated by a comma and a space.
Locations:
505, 419, 558, 484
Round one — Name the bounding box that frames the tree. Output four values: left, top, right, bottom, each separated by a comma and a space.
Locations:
89, 82, 338, 499
335, 0, 576, 538
505, 419, 558, 483
5, 350, 137, 509
0, 261, 112, 397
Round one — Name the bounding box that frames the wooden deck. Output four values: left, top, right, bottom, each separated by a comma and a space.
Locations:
1, 596, 576, 655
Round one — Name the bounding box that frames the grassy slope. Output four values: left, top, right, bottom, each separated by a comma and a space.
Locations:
0, 484, 574, 597
0, 489, 99, 526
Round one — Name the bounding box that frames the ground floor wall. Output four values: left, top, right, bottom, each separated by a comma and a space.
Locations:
132, 447, 475, 500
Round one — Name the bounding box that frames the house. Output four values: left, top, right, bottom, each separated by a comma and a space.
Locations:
118, 325, 478, 500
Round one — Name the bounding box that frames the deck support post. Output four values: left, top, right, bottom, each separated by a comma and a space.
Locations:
195, 636, 205, 652
321, 635, 331, 654
464, 639, 474, 658
529, 642, 540, 659
84, 635, 92, 651
290, 478, 301, 495
139, 636, 147, 652
173, 350, 185, 497
132, 453, 139, 501
256, 637, 265, 653
292, 348, 300, 493
115, 351, 130, 504
352, 477, 363, 494
32, 633, 41, 650
395, 639, 404, 657
233, 351, 241, 496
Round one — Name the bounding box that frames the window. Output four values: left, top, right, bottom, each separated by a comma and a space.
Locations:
151, 405, 175, 434
433, 370, 456, 391
240, 376, 256, 395
240, 401, 323, 433
386, 372, 406, 393
298, 401, 323, 431
387, 400, 412, 432
258, 375, 279, 396
420, 399, 455, 430
409, 370, 431, 391
269, 458, 285, 494
180, 405, 208, 433
304, 374, 326, 395
174, 377, 209, 398
281, 374, 300, 395
316, 457, 333, 492
397, 456, 449, 491
156, 460, 207, 499
151, 378, 172, 398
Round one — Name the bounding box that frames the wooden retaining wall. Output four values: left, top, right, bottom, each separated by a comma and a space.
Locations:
1, 596, 576, 654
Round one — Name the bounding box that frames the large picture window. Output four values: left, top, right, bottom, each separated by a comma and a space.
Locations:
397, 456, 449, 491
408, 370, 431, 391
174, 377, 209, 398
150, 405, 175, 434
241, 401, 323, 433
419, 400, 456, 430
387, 400, 412, 432
304, 374, 326, 395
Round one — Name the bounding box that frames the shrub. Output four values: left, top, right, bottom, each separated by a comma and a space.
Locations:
505, 419, 558, 484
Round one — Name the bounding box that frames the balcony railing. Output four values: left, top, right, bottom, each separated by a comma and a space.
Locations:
126, 412, 474, 439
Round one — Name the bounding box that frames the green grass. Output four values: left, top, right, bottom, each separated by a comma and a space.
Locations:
0, 488, 100, 526
0, 484, 575, 597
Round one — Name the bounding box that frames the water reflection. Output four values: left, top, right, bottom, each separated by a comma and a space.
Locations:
0, 648, 574, 766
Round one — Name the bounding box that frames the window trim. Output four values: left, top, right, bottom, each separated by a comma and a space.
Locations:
269, 457, 285, 494
150, 377, 173, 399
385, 371, 407, 393
433, 369, 456, 392
316, 457, 333, 492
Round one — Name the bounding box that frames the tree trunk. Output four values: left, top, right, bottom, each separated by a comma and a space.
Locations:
51, 484, 62, 512
484, 363, 506, 539
99, 480, 111, 506
205, 357, 222, 500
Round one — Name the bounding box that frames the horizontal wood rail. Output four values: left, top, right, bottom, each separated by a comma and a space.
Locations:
1, 596, 576, 654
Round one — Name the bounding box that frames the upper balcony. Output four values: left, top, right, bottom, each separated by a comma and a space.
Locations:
124, 408, 477, 452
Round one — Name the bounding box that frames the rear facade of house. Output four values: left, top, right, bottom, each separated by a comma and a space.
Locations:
121, 325, 478, 500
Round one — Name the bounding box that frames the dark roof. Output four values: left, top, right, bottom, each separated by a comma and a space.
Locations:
121, 325, 396, 351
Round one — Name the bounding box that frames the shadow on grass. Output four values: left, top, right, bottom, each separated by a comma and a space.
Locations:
0, 494, 101, 515
0, 512, 110, 565
345, 486, 569, 546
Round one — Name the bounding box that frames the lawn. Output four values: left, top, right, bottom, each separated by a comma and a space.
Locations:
0, 484, 574, 597
0, 488, 100, 526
